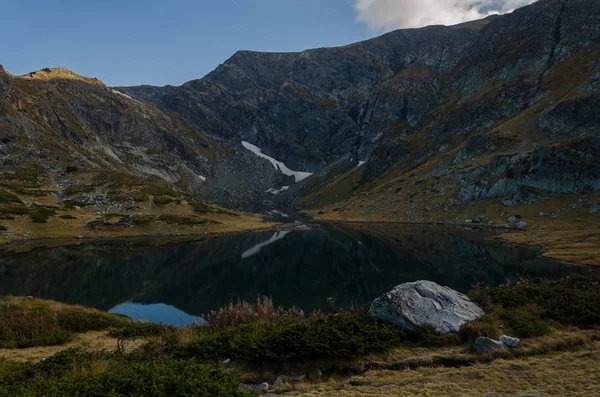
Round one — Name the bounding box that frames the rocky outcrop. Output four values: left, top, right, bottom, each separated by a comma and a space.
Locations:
474, 335, 520, 354
368, 280, 484, 334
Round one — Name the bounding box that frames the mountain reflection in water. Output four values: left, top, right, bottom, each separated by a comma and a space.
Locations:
0, 223, 594, 324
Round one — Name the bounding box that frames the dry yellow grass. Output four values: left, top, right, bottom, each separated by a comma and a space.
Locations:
0, 185, 277, 245
0, 331, 145, 363
295, 343, 600, 397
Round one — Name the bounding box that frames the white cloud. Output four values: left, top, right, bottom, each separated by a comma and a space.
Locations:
353, 0, 538, 30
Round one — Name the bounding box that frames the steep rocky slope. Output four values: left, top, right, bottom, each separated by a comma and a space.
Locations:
115, 0, 599, 218
0, 67, 274, 241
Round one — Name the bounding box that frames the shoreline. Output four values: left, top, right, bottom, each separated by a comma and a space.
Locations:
309, 216, 600, 267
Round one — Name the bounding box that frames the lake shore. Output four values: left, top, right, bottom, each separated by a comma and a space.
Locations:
2, 276, 600, 396
307, 215, 600, 267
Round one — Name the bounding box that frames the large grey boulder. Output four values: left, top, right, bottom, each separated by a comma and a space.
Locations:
368, 281, 484, 334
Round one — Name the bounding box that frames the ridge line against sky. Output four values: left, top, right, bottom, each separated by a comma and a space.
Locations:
1, 0, 536, 87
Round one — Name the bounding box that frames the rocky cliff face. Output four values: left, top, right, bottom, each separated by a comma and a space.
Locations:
111, 0, 599, 211
2, 0, 598, 215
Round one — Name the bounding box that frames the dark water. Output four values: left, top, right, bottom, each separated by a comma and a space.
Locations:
0, 223, 593, 326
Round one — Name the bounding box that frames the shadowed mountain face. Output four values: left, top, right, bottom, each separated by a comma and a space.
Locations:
1, 0, 598, 211
114, 0, 599, 208
0, 224, 591, 317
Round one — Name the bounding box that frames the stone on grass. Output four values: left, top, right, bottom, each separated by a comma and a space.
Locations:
515, 221, 528, 229
499, 335, 520, 347
273, 376, 284, 386
255, 383, 269, 393
474, 337, 509, 354
368, 280, 484, 334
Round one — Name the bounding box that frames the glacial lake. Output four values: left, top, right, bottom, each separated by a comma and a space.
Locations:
0, 223, 594, 326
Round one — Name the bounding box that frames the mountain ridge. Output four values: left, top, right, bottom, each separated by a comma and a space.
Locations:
0, 0, 598, 246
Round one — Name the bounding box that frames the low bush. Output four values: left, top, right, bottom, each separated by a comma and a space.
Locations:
0, 190, 21, 203
471, 275, 600, 328
503, 305, 552, 338
0, 309, 73, 348
109, 322, 173, 338
0, 355, 251, 397
157, 214, 210, 225
56, 310, 123, 333
177, 314, 406, 363
153, 196, 174, 206
0, 205, 29, 215
64, 184, 96, 196
30, 206, 56, 223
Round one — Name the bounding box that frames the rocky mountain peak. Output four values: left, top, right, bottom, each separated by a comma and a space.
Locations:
20, 67, 106, 87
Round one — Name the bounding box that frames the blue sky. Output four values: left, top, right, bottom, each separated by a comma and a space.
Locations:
1, 0, 369, 87
0, 0, 533, 87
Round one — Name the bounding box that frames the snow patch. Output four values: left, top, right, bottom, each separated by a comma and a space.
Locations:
241, 231, 290, 259
242, 141, 313, 183
266, 186, 289, 195
358, 160, 368, 167
266, 209, 290, 218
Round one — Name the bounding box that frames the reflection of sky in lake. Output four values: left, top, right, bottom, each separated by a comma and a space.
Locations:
109, 303, 204, 327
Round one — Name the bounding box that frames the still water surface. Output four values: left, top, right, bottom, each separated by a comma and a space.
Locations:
0, 223, 592, 326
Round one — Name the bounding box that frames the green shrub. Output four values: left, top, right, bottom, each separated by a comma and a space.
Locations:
64, 184, 95, 196
157, 214, 210, 225
471, 276, 600, 328
0, 205, 29, 215
504, 305, 552, 338
109, 322, 173, 339
177, 314, 406, 363
14, 188, 46, 197
0, 357, 251, 397
459, 313, 502, 344
0, 309, 73, 349
413, 325, 458, 347
30, 206, 56, 223
56, 310, 123, 333
154, 196, 174, 206
0, 190, 21, 203
59, 214, 77, 220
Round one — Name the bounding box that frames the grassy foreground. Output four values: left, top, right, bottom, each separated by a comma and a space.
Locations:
1, 276, 600, 396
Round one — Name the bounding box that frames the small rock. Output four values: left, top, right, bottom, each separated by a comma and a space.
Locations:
473, 216, 489, 223
273, 376, 284, 386
496, 224, 510, 229
255, 383, 269, 393
465, 219, 473, 223
291, 374, 306, 382
590, 204, 600, 214
515, 221, 528, 229
503, 200, 517, 207
474, 337, 509, 354
539, 212, 544, 217
507, 215, 521, 224
222, 358, 231, 364
499, 335, 520, 347
316, 368, 323, 377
